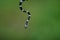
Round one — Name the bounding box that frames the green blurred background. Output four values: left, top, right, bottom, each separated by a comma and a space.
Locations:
0, 0, 60, 40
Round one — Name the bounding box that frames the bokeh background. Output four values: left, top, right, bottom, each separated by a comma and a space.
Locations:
0, 0, 60, 40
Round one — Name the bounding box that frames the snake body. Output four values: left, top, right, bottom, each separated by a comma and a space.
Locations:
19, 0, 31, 29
